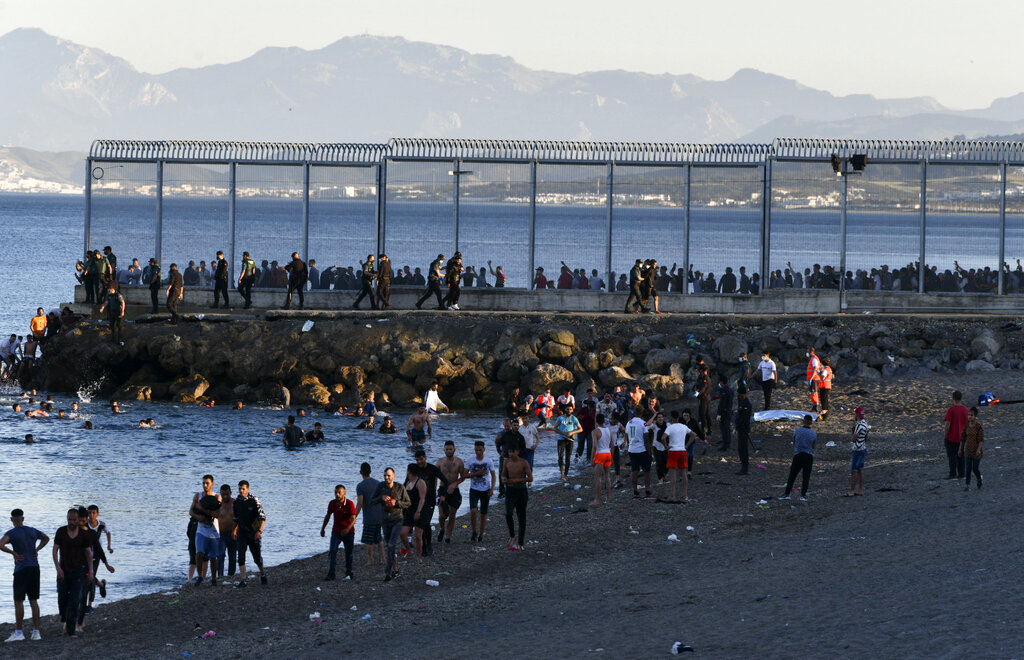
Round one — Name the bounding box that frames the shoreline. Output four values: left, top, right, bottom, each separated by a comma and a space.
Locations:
5, 369, 1024, 656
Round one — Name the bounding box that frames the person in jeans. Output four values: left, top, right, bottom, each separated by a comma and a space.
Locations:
320, 485, 357, 581
943, 390, 969, 479
552, 404, 582, 481
1, 508, 49, 642
847, 407, 869, 497
52, 508, 93, 635
959, 407, 984, 491
374, 468, 410, 582
757, 351, 777, 411
780, 415, 816, 501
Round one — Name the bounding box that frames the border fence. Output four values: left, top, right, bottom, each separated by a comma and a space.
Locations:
85, 137, 1024, 297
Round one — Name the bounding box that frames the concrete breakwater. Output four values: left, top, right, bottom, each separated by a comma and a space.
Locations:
26, 312, 1024, 408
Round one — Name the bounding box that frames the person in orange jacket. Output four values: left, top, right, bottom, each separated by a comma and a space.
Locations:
805, 347, 822, 412
816, 357, 833, 420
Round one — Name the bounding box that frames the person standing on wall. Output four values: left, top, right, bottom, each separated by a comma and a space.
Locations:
353, 254, 378, 310
376, 253, 393, 310
415, 254, 446, 310
238, 251, 256, 310
211, 250, 230, 309
443, 252, 464, 310
284, 252, 308, 310
166, 263, 183, 324
147, 258, 161, 314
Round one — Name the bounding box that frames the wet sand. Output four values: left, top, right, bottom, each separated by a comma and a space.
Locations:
5, 370, 1024, 658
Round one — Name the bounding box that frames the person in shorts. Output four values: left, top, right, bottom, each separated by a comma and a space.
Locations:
1, 509, 49, 642
189, 475, 221, 586
590, 414, 614, 505
664, 411, 693, 503
355, 463, 385, 566
625, 407, 654, 498
847, 407, 869, 497
465, 441, 495, 543
232, 480, 267, 587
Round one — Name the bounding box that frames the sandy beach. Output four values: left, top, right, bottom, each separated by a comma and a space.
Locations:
4, 369, 1024, 658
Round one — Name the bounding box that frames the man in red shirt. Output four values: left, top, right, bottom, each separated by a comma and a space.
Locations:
556, 264, 573, 289
320, 485, 357, 581
943, 390, 969, 479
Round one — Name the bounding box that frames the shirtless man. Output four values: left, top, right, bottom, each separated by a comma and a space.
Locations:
406, 407, 432, 448
189, 475, 221, 586
216, 485, 236, 578
501, 445, 533, 551
435, 441, 466, 544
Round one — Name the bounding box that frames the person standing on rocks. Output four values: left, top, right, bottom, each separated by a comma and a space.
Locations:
98, 283, 126, 345
415, 254, 446, 310
735, 388, 753, 475
353, 254, 377, 310
465, 441, 495, 542
1, 508, 49, 642
283, 252, 307, 310
436, 441, 466, 544
165, 263, 183, 324
238, 251, 256, 309
211, 250, 230, 309
232, 480, 267, 587
376, 253, 393, 310
757, 351, 777, 411
147, 258, 161, 314
501, 444, 533, 550
943, 391, 969, 480
320, 484, 357, 581
374, 467, 410, 581
780, 415, 816, 501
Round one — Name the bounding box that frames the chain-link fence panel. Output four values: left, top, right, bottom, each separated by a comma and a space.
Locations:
455, 162, 531, 289
87, 162, 157, 277
534, 164, 608, 290
309, 165, 378, 290
161, 163, 230, 284
689, 166, 763, 294
383, 161, 455, 278
611, 165, 686, 293
769, 162, 842, 290
233, 165, 304, 290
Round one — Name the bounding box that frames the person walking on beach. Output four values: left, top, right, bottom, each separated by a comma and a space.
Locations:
375, 468, 410, 581
664, 410, 692, 503
401, 465, 428, 561
465, 441, 495, 542
590, 414, 614, 505
98, 282, 126, 345
805, 347, 822, 412
232, 480, 267, 587
780, 415, 816, 501
415, 254, 446, 310
353, 254, 377, 309
553, 403, 582, 480
85, 505, 115, 612
413, 451, 449, 558
735, 388, 753, 475
436, 441, 466, 545
1, 509, 49, 642
847, 407, 869, 497
943, 390, 969, 480
52, 508, 92, 635
960, 407, 984, 491
283, 252, 307, 310
147, 258, 161, 314
501, 445, 533, 550
355, 463, 384, 567
166, 263, 183, 324
757, 351, 777, 411
215, 486, 236, 579
320, 485, 357, 581
212, 250, 230, 308
238, 251, 256, 309
817, 357, 833, 420
189, 475, 221, 586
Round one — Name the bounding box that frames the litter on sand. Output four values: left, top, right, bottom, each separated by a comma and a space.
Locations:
426, 579, 440, 587
671, 641, 695, 653
301, 320, 314, 332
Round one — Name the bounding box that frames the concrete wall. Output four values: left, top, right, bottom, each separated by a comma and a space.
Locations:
75, 284, 1024, 316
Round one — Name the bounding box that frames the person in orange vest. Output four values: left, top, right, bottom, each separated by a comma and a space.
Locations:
816, 357, 833, 420
805, 347, 821, 412
534, 388, 556, 428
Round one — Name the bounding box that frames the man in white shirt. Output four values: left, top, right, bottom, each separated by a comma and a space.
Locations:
0, 334, 18, 374
518, 415, 540, 469
625, 407, 653, 499
556, 389, 575, 413
664, 410, 694, 502
757, 351, 778, 411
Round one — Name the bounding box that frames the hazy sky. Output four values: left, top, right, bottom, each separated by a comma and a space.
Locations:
2, 0, 1021, 109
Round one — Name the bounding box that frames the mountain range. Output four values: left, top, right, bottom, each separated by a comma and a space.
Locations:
3, 27, 1024, 157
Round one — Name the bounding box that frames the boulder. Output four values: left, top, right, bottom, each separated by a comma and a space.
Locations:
611, 354, 635, 369
598, 350, 616, 369
307, 352, 337, 374
669, 363, 686, 381
858, 365, 882, 380
170, 373, 210, 402
638, 374, 687, 401
857, 346, 888, 369
965, 359, 996, 372
336, 366, 367, 392
496, 360, 527, 384
399, 350, 432, 379
574, 375, 598, 401
538, 341, 573, 362
292, 374, 331, 406
525, 363, 575, 393
157, 338, 193, 374
868, 324, 891, 338
388, 379, 419, 407
597, 336, 628, 355
598, 365, 632, 388
114, 384, 151, 401
546, 329, 577, 347
232, 384, 257, 402
712, 334, 748, 363
970, 330, 1001, 359
644, 348, 685, 374
449, 389, 480, 410
629, 335, 652, 355
581, 352, 600, 374
419, 356, 464, 386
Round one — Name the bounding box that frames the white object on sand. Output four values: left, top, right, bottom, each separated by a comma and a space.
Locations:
753, 410, 820, 423
309, 612, 320, 620
825, 441, 836, 447
667, 534, 678, 541
425, 579, 440, 587
301, 320, 314, 332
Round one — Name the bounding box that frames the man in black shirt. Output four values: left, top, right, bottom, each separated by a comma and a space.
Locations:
273, 415, 305, 449
232, 480, 267, 587
166, 263, 183, 324
353, 254, 377, 309
147, 258, 161, 314
719, 267, 738, 294
715, 374, 734, 452
415, 254, 446, 310
625, 259, 644, 314
284, 252, 307, 310
413, 450, 449, 557
735, 388, 752, 475
212, 251, 230, 309
376, 253, 393, 310
98, 283, 126, 345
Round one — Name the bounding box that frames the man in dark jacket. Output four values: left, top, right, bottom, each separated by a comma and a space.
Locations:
283, 252, 307, 310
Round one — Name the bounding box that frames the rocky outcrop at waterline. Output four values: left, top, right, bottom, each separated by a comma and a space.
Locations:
25, 312, 1024, 408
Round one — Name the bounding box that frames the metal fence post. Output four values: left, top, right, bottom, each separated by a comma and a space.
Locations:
302, 162, 310, 262
377, 160, 388, 257
155, 160, 164, 267
84, 159, 92, 257
839, 162, 849, 308
228, 162, 236, 280
605, 161, 614, 292
682, 164, 691, 295
529, 161, 537, 289
453, 158, 461, 254
762, 159, 773, 295
999, 161, 1008, 295
918, 161, 927, 294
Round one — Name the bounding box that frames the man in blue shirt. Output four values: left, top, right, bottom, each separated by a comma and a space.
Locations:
0, 508, 50, 642
553, 403, 582, 480
780, 415, 817, 501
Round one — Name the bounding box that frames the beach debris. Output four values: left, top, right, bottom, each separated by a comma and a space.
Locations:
756, 499, 768, 505
309, 612, 321, 621
686, 526, 695, 531
435, 571, 452, 576
574, 484, 582, 490
365, 324, 372, 329
182, 654, 193, 658
316, 586, 321, 591
552, 506, 566, 510
667, 533, 678, 542
671, 641, 694, 653
825, 441, 837, 447
361, 614, 372, 620
197, 314, 205, 321
301, 320, 314, 332
202, 630, 216, 638
425, 579, 440, 587
350, 605, 358, 611
755, 594, 771, 602
576, 497, 583, 502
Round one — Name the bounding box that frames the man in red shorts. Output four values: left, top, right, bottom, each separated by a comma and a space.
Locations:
664, 410, 694, 503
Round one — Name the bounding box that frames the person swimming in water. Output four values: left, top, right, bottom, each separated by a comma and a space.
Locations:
378, 417, 397, 434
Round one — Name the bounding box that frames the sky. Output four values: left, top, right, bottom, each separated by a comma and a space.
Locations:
1, 0, 1022, 109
